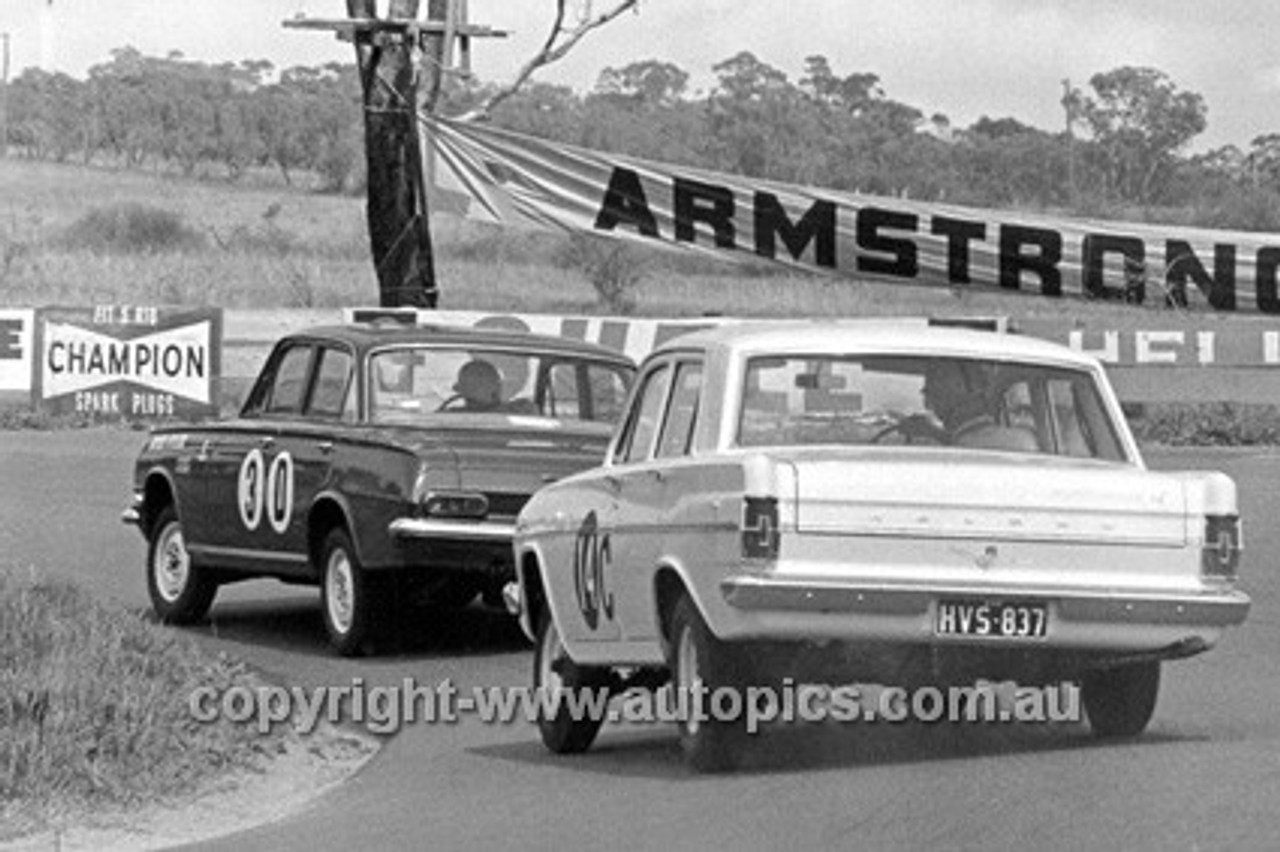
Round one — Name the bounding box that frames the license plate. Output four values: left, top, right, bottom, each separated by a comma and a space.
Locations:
935, 599, 1048, 638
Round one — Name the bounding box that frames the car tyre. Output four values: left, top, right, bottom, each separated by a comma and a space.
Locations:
1082, 661, 1161, 738
669, 593, 749, 773
146, 504, 218, 624
320, 527, 381, 657
534, 604, 610, 754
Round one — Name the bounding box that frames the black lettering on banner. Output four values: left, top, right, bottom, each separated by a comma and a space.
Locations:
931, 216, 987, 284
1165, 240, 1236, 311
1256, 247, 1280, 314
999, 225, 1063, 296
674, 177, 736, 248
1083, 233, 1146, 303
573, 510, 614, 630
594, 167, 660, 237
0, 320, 22, 360
753, 192, 837, 267
856, 208, 919, 278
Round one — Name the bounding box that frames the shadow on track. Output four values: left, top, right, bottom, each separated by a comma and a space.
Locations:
142, 592, 529, 660
469, 720, 1207, 780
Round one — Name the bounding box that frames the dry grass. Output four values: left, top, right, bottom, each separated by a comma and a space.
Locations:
0, 567, 290, 837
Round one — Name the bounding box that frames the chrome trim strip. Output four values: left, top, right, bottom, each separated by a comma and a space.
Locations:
187, 544, 310, 564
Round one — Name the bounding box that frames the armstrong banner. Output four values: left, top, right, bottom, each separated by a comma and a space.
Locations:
35, 306, 222, 419
422, 115, 1280, 316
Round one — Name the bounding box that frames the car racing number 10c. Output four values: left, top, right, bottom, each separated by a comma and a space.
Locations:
573, 510, 613, 629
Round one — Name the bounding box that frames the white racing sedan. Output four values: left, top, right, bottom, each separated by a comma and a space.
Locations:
510, 320, 1251, 771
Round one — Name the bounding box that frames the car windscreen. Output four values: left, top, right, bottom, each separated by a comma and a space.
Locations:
736, 354, 1126, 461
369, 346, 632, 425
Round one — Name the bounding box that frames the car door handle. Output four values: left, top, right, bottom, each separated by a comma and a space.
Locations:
261, 436, 275, 449
317, 441, 334, 454
604, 474, 621, 492
649, 469, 666, 483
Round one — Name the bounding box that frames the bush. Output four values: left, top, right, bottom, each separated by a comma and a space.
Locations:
59, 203, 206, 254
554, 233, 646, 314
1127, 403, 1280, 446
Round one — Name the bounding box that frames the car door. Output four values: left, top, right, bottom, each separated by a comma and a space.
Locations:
268, 344, 355, 559
196, 341, 313, 573
602, 359, 677, 641
552, 362, 671, 646
615, 358, 704, 642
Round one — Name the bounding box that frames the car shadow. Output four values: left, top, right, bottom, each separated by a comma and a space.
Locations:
143, 593, 529, 660
470, 720, 1207, 780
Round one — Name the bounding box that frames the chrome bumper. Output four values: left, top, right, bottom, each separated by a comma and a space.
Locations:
388, 517, 516, 543
121, 492, 143, 526
720, 576, 1251, 628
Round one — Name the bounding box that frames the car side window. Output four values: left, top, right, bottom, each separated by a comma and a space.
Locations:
656, 360, 702, 458
614, 364, 671, 465
307, 347, 354, 420
264, 345, 314, 415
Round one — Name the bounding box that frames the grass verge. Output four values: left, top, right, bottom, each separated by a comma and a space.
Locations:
0, 567, 300, 841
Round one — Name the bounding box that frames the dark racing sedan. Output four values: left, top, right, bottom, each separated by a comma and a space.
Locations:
123, 319, 635, 655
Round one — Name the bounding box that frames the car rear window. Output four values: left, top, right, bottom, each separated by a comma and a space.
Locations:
369, 346, 632, 425
736, 354, 1127, 461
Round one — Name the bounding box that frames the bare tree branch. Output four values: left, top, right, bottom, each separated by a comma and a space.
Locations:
458, 0, 641, 121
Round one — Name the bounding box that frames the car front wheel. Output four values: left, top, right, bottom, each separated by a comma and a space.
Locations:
146, 505, 217, 624
533, 604, 609, 754
320, 527, 380, 657
1082, 661, 1161, 738
669, 593, 748, 773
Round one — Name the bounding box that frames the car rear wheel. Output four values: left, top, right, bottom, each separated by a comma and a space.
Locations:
669, 593, 748, 773
533, 605, 609, 754
146, 505, 217, 624
1082, 661, 1161, 738
320, 527, 380, 657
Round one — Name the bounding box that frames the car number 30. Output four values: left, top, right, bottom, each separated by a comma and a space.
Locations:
237, 448, 295, 534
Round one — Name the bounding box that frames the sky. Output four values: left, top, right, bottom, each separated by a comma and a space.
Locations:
2, 0, 1278, 153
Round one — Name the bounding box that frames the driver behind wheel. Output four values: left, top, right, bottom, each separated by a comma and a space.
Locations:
920, 360, 1037, 451
453, 359, 503, 411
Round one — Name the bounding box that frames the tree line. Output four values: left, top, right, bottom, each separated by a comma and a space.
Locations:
8, 46, 1280, 231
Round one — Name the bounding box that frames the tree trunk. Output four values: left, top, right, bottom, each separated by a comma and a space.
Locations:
347, 0, 438, 308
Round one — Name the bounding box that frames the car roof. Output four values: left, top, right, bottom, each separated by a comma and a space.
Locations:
289, 321, 635, 364
651, 319, 1100, 368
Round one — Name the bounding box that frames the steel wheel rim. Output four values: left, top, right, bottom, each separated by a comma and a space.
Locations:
153, 522, 189, 603
325, 549, 355, 635
677, 626, 701, 736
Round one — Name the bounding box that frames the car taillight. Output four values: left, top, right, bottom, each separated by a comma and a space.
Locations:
1202, 514, 1242, 578
742, 496, 779, 560
423, 491, 489, 519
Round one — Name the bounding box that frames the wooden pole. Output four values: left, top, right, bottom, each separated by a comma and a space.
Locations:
346, 0, 438, 308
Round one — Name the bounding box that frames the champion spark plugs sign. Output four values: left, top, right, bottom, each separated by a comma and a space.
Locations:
35, 306, 221, 419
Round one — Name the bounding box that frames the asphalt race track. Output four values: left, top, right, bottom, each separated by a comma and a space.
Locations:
3, 429, 1278, 850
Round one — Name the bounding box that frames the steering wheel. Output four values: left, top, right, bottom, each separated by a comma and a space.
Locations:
871, 414, 946, 445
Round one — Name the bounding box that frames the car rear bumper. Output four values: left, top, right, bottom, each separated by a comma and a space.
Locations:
718, 574, 1251, 653
388, 517, 516, 543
